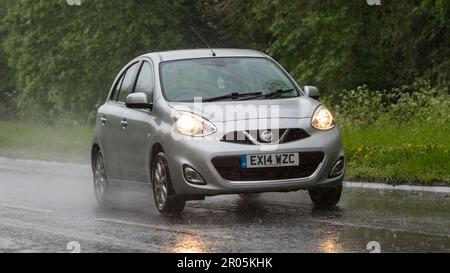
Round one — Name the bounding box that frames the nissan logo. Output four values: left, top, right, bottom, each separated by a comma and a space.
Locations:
259, 130, 273, 143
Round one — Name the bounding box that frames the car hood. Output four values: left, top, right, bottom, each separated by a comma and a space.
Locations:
167, 96, 319, 122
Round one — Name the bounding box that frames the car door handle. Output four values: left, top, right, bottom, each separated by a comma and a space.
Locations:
100, 116, 107, 125
121, 119, 128, 128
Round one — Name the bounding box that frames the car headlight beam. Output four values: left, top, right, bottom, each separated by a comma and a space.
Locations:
174, 112, 216, 137
311, 105, 335, 130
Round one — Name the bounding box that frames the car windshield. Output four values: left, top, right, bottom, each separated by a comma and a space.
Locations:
160, 57, 299, 102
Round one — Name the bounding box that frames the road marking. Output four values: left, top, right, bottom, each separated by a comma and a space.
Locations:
0, 203, 53, 213
95, 217, 233, 240
344, 182, 450, 193
0, 218, 164, 252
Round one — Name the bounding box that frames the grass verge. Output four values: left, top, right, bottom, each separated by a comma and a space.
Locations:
342, 123, 449, 185
0, 121, 92, 163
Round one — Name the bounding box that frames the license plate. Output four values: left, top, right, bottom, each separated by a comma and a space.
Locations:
241, 153, 299, 168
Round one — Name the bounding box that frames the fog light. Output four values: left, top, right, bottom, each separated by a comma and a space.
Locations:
183, 166, 206, 185
329, 158, 345, 178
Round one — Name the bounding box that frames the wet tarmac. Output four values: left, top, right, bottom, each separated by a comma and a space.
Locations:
0, 158, 449, 253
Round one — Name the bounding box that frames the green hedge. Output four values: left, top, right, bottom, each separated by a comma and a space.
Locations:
325, 81, 450, 184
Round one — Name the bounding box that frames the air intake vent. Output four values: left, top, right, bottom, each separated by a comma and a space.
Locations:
221, 128, 310, 145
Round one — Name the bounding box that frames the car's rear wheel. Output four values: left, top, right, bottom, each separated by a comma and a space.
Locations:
308, 186, 342, 208
93, 151, 113, 206
152, 152, 185, 214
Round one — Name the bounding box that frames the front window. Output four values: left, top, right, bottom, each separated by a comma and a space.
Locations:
160, 57, 299, 102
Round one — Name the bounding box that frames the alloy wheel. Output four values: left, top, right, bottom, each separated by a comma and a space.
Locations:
94, 154, 107, 203
153, 158, 169, 210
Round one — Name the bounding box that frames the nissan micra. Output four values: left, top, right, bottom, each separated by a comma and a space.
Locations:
91, 49, 345, 214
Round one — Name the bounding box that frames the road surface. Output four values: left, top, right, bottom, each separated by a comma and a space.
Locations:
0, 157, 449, 253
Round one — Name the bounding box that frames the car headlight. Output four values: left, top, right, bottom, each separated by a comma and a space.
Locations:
174, 112, 216, 136
311, 105, 335, 130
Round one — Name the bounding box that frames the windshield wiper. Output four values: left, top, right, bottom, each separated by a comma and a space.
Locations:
202, 92, 262, 102
240, 89, 296, 100
266, 88, 295, 98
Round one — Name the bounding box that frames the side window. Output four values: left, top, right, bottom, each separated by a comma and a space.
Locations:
117, 62, 139, 103
110, 73, 124, 101
134, 61, 154, 98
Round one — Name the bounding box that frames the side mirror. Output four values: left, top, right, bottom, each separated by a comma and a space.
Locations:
126, 93, 152, 109
304, 86, 320, 99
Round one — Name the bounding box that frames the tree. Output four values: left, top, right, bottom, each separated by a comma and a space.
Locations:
2, 0, 192, 122
0, 0, 15, 119
1, 0, 449, 122
204, 0, 450, 92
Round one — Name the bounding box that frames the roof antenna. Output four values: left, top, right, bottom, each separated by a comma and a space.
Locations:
189, 22, 216, 57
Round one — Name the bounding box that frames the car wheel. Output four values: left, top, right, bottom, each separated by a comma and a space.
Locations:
93, 151, 113, 206
308, 186, 342, 208
152, 152, 185, 214
239, 193, 262, 201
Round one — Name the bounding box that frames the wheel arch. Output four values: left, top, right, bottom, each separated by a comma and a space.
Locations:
149, 142, 165, 175
91, 143, 101, 172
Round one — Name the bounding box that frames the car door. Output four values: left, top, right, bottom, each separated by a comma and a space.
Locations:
103, 61, 140, 181
98, 70, 126, 180
120, 60, 156, 183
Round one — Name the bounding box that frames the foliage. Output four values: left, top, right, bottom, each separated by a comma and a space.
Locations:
1, 0, 191, 123
0, 0, 15, 119
327, 82, 450, 184
0, 1, 449, 121
326, 81, 450, 128
205, 0, 450, 92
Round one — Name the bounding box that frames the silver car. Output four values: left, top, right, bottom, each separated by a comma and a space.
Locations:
91, 49, 345, 214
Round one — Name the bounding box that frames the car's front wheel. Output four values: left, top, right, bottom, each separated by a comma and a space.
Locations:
152, 152, 185, 214
308, 186, 342, 208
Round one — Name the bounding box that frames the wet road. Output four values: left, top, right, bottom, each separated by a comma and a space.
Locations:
0, 157, 449, 253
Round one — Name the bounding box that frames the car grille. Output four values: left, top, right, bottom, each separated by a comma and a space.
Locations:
221, 129, 310, 145
211, 152, 325, 181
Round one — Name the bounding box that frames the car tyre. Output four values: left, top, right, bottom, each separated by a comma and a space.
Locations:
308, 186, 342, 208
152, 152, 185, 214
93, 151, 114, 206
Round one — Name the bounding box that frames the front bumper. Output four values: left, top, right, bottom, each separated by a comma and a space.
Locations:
163, 118, 344, 197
